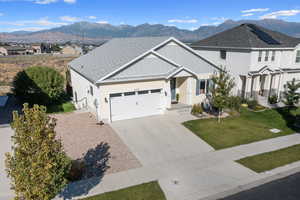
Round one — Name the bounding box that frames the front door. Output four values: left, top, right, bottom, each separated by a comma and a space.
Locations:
170, 78, 176, 102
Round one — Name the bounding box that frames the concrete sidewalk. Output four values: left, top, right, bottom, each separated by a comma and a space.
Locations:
56, 133, 300, 200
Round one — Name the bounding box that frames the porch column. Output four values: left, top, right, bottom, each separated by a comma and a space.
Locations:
245, 76, 252, 99
252, 75, 260, 98
263, 74, 272, 97
165, 80, 172, 109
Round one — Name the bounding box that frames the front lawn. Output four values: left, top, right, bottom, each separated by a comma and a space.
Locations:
46, 102, 75, 113
81, 181, 166, 200
183, 107, 300, 150
237, 144, 300, 173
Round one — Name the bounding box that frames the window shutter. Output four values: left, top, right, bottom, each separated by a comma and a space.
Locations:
196, 80, 200, 96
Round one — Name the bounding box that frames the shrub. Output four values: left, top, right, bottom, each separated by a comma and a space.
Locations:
268, 95, 278, 104
176, 93, 180, 102
227, 96, 242, 112
191, 103, 203, 115
247, 99, 258, 110
5, 104, 71, 200
13, 66, 65, 105
67, 159, 86, 182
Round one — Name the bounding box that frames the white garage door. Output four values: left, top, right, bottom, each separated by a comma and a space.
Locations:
110, 89, 163, 121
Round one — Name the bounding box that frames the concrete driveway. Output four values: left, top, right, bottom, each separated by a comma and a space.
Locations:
0, 126, 14, 200
111, 112, 214, 166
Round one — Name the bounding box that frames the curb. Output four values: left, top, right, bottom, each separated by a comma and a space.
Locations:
199, 166, 300, 200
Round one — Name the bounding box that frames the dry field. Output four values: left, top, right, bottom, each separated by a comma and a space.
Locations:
0, 54, 78, 95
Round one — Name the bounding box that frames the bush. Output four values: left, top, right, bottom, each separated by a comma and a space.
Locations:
227, 96, 242, 112
68, 159, 86, 182
13, 66, 65, 105
191, 104, 203, 115
268, 95, 278, 104
247, 99, 258, 110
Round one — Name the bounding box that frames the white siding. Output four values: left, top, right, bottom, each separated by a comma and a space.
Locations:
70, 69, 101, 118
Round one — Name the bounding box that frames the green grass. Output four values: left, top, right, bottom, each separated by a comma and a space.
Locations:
183, 107, 300, 150
237, 144, 300, 173
46, 102, 75, 114
81, 181, 166, 200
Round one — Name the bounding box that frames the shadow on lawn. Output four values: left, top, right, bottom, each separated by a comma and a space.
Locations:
275, 107, 300, 133
60, 142, 111, 200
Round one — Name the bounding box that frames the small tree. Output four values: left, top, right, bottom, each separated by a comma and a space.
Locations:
284, 78, 300, 108
5, 104, 71, 200
210, 69, 235, 123
13, 66, 65, 105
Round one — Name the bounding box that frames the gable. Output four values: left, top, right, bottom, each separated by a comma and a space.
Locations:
155, 40, 216, 74
106, 53, 178, 81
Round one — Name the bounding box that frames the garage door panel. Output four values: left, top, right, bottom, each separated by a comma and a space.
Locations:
110, 90, 163, 121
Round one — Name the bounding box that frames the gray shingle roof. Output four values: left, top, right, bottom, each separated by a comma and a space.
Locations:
69, 37, 169, 82
192, 24, 300, 48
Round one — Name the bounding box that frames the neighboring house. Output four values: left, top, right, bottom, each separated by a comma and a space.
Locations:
62, 45, 83, 56
0, 46, 27, 55
69, 37, 218, 122
191, 23, 300, 100
0, 47, 8, 56
31, 43, 42, 54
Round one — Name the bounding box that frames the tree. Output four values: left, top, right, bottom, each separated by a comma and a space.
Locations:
13, 66, 65, 105
284, 78, 300, 108
5, 104, 71, 200
210, 68, 235, 123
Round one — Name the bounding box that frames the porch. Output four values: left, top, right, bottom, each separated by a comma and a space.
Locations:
240, 67, 284, 102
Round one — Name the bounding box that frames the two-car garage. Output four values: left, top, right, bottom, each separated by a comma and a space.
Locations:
109, 89, 164, 121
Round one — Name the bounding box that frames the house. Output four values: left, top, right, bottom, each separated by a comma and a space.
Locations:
69, 37, 218, 122
0, 47, 8, 56
191, 23, 300, 101
0, 46, 27, 55
61, 45, 83, 56
31, 43, 42, 54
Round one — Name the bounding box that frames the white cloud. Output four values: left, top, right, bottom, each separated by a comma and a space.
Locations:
260, 9, 300, 19
168, 19, 198, 24
201, 22, 221, 26
88, 16, 97, 20
35, 17, 67, 26
210, 17, 228, 21
96, 20, 109, 24
7, 27, 46, 32
242, 8, 269, 13
35, 0, 58, 4
60, 15, 80, 22
0, 17, 67, 27
63, 0, 76, 3
242, 13, 254, 17
189, 27, 198, 31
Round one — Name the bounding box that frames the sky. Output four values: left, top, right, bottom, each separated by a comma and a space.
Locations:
1, 0, 300, 32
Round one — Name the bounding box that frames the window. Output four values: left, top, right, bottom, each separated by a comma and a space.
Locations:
124, 91, 135, 96
206, 79, 213, 94
265, 51, 269, 61
110, 93, 122, 97
258, 51, 262, 62
271, 50, 275, 61
296, 50, 300, 63
138, 90, 149, 95
74, 91, 78, 103
89, 86, 93, 96
196, 79, 206, 95
220, 50, 226, 60
150, 89, 161, 93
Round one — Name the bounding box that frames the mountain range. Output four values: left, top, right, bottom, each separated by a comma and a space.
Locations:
1, 19, 300, 44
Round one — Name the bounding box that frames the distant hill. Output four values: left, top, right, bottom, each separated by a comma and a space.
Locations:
1, 19, 300, 43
